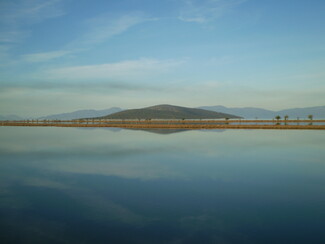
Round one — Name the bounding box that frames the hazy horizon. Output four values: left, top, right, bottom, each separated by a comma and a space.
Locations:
1, 0, 324, 117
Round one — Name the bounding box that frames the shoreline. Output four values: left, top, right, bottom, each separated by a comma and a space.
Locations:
1, 120, 325, 130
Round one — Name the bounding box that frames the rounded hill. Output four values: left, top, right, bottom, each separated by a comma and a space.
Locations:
99, 104, 241, 119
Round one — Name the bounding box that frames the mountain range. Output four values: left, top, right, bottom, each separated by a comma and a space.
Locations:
99, 104, 241, 119
0, 115, 24, 121
38, 107, 122, 120
199, 105, 325, 119
1, 105, 324, 120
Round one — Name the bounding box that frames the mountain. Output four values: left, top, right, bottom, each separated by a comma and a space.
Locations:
39, 107, 122, 120
0, 114, 24, 121
4, 105, 323, 121
200, 105, 325, 119
200, 106, 274, 119
277, 106, 325, 119
100, 104, 241, 119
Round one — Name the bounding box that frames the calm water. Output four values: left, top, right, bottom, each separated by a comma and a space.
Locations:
0, 127, 324, 244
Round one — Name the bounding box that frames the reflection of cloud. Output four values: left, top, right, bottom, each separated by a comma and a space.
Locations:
48, 159, 182, 180
1, 128, 325, 243
22, 177, 68, 190
70, 189, 146, 224
0, 180, 146, 242
0, 146, 170, 159
1, 128, 324, 182
180, 214, 225, 232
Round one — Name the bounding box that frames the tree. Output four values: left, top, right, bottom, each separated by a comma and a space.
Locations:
275, 115, 281, 125
284, 115, 289, 125
308, 114, 313, 125
225, 117, 229, 125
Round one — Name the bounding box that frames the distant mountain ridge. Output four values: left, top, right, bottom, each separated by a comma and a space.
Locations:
100, 104, 241, 119
38, 107, 122, 120
200, 105, 325, 119
0, 115, 23, 121
2, 105, 324, 120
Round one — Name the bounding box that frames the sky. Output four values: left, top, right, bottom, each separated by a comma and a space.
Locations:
0, 0, 324, 117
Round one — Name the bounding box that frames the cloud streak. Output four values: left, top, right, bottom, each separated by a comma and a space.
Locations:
41, 58, 184, 81
13, 12, 150, 64
21, 50, 71, 63
0, 81, 166, 94
77, 12, 149, 46
0, 0, 65, 65
179, 0, 247, 23
0, 58, 185, 93
0, 0, 65, 27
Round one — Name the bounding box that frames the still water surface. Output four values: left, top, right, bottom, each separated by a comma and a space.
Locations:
0, 127, 324, 243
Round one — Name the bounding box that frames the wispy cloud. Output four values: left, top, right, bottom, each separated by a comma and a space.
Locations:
179, 0, 247, 23
21, 50, 71, 63
14, 12, 150, 63
0, 0, 65, 27
0, 58, 184, 98
71, 12, 150, 48
0, 81, 164, 94
41, 58, 184, 81
0, 45, 11, 59
0, 0, 65, 64
0, 31, 29, 44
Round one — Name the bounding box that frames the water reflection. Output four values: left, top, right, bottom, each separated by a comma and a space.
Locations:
0, 127, 325, 243
126, 128, 191, 134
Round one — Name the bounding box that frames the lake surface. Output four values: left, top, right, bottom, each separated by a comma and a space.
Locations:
0, 127, 324, 244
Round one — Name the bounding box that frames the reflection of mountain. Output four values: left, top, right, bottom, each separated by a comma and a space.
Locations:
199, 129, 226, 133
126, 128, 190, 135
77, 127, 189, 134
76, 127, 123, 132
131, 129, 227, 135
74, 127, 225, 135
100, 104, 241, 119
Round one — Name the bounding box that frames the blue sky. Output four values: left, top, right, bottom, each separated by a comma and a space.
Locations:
0, 0, 324, 116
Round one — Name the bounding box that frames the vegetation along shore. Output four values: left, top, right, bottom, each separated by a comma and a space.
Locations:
1, 119, 325, 130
